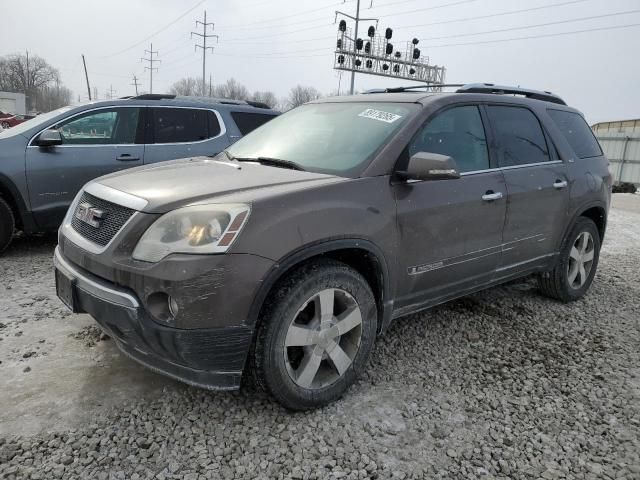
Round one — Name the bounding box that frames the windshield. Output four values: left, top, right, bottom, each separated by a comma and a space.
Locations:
226, 102, 419, 176
0, 106, 73, 139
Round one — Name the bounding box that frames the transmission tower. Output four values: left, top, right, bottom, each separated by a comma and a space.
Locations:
191, 11, 218, 96
141, 43, 160, 94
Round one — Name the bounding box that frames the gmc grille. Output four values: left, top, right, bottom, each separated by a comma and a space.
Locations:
71, 192, 135, 247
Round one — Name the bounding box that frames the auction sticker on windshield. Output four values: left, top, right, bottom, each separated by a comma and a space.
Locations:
358, 108, 402, 123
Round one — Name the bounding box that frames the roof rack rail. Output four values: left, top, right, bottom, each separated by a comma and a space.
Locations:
363, 84, 461, 94
245, 100, 271, 109
132, 94, 177, 100
456, 83, 566, 105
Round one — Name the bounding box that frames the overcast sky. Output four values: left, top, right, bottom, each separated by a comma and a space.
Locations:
1, 0, 639, 123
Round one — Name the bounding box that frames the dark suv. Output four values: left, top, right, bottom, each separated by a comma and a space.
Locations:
54, 84, 610, 409
0, 95, 278, 253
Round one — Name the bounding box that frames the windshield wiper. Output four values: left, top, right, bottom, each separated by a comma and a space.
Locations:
232, 156, 305, 171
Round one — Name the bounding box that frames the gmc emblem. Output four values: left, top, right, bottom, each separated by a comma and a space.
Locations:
75, 202, 105, 228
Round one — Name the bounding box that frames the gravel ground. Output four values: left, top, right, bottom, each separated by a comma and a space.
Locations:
1, 195, 639, 480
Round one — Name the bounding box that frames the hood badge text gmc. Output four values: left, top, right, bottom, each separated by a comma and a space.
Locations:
75, 202, 105, 228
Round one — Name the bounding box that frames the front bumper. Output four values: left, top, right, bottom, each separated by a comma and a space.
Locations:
54, 247, 252, 390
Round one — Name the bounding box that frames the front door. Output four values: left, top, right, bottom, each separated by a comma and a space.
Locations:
484, 105, 570, 272
26, 107, 144, 229
394, 104, 507, 311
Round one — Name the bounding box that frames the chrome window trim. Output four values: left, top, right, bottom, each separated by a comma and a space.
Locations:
27, 105, 227, 148
459, 160, 563, 177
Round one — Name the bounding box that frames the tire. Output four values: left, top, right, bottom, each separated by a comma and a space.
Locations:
253, 259, 377, 410
538, 217, 601, 302
0, 122, 9, 129
0, 197, 15, 254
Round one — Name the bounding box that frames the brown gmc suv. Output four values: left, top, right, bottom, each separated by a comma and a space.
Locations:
54, 84, 611, 409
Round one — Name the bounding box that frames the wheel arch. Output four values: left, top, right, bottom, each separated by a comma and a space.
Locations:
247, 238, 394, 336
0, 173, 34, 232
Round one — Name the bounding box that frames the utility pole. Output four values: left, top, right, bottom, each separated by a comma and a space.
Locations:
191, 10, 218, 96
141, 43, 160, 94
82, 54, 92, 101
335, 0, 378, 95
131, 75, 141, 95
93, 87, 98, 100
25, 50, 30, 107
106, 85, 116, 100
209, 74, 212, 97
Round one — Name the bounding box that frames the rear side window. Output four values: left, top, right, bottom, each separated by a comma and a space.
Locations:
231, 112, 276, 135
547, 109, 602, 159
152, 108, 208, 144
487, 106, 550, 167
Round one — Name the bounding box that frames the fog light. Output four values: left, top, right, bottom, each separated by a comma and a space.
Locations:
168, 296, 179, 318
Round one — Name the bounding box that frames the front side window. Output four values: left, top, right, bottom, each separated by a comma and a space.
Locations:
547, 109, 602, 159
407, 105, 490, 173
56, 108, 141, 145
226, 102, 419, 177
152, 108, 209, 144
487, 106, 550, 167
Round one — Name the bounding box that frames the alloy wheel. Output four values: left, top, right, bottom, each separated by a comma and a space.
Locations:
567, 231, 595, 289
283, 288, 363, 389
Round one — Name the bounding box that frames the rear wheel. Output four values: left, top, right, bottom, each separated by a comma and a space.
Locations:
253, 259, 377, 410
0, 197, 15, 254
538, 217, 601, 302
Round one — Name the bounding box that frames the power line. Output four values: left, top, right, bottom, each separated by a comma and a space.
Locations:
100, 0, 206, 58
222, 1, 345, 29
141, 43, 160, 94
427, 22, 640, 48
400, 0, 589, 30
420, 8, 640, 41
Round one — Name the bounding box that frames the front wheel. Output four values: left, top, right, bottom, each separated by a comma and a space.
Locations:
538, 217, 601, 302
253, 259, 377, 410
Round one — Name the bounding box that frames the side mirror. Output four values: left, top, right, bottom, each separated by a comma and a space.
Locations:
35, 129, 63, 147
397, 152, 460, 181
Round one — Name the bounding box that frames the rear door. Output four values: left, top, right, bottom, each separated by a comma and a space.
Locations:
143, 107, 228, 163
394, 104, 507, 310
25, 106, 144, 229
485, 104, 569, 273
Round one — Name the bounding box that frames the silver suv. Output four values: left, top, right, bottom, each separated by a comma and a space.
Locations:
0, 94, 279, 252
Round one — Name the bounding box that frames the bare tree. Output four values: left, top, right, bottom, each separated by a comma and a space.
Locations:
168, 77, 205, 97
286, 85, 322, 109
213, 78, 249, 100
0, 53, 61, 110
251, 90, 278, 109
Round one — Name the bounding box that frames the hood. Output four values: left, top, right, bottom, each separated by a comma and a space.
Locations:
91, 156, 343, 213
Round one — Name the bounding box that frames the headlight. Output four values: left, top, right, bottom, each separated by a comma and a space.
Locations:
132, 204, 250, 262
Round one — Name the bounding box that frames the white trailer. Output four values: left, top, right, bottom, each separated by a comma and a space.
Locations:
592, 119, 640, 185
0, 92, 26, 115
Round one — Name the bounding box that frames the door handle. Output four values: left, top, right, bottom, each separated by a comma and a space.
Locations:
116, 154, 140, 162
482, 191, 503, 201
553, 180, 568, 189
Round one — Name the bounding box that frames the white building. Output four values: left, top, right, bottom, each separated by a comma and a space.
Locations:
0, 91, 26, 115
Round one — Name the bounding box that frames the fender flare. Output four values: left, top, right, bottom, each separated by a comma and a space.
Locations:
246, 237, 395, 334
